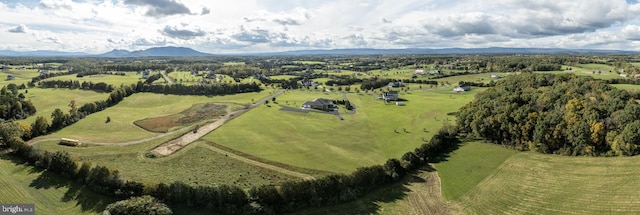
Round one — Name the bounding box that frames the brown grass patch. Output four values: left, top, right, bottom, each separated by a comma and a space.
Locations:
134, 103, 227, 132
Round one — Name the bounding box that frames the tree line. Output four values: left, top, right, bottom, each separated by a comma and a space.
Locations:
1, 117, 460, 214
457, 72, 640, 156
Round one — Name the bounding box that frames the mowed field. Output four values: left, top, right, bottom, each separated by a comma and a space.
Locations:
0, 155, 111, 214
431, 142, 640, 214
204, 88, 481, 173
19, 88, 108, 125
33, 90, 276, 143
47, 73, 144, 86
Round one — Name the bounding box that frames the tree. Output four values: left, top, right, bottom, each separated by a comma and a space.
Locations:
104, 195, 172, 215
31, 116, 49, 137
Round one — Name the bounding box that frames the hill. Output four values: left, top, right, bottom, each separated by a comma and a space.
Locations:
98, 46, 213, 57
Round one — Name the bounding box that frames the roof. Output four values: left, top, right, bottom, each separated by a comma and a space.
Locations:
384, 91, 398, 95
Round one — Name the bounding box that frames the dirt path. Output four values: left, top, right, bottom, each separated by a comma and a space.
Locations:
199, 143, 315, 180
160, 70, 175, 84
151, 90, 285, 156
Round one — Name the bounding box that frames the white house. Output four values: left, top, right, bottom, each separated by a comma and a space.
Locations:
382, 91, 399, 101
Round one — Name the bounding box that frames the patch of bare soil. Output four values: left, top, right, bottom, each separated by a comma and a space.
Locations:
134, 103, 227, 132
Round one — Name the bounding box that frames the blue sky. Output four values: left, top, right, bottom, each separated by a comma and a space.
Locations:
1, 0, 640, 53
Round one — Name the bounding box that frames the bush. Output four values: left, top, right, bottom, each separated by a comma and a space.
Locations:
104, 195, 172, 215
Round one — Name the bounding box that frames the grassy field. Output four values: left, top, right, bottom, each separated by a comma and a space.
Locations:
36, 139, 298, 189
0, 154, 112, 214
47, 73, 143, 86
204, 88, 481, 174
1, 69, 40, 85
433, 142, 516, 201
33, 90, 277, 143
18, 88, 108, 125
613, 84, 640, 91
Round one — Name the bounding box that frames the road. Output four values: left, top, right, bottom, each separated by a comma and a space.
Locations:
160, 70, 175, 84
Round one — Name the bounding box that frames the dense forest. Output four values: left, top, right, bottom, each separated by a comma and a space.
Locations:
457, 73, 640, 156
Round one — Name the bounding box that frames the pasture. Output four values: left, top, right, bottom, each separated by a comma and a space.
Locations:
35, 139, 298, 189
0, 154, 111, 214
18, 88, 107, 125
203, 88, 480, 173
32, 90, 277, 143
46, 73, 143, 86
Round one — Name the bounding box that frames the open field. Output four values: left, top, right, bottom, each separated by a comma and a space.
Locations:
32, 90, 277, 143
0, 154, 112, 214
204, 88, 481, 173
34, 133, 299, 189
433, 142, 517, 201
1, 69, 41, 84
18, 88, 107, 125
456, 151, 640, 214
613, 84, 640, 91
47, 73, 143, 86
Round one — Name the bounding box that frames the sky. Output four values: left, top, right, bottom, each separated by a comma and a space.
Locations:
2, 0, 640, 54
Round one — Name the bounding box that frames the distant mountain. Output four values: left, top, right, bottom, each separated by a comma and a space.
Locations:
98, 46, 213, 57
0, 47, 637, 57
0, 50, 88, 57
252, 47, 639, 56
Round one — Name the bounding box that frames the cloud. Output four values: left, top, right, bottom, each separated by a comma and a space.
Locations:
273, 18, 301, 26
201, 7, 210, 15
125, 0, 192, 17
39, 0, 73, 10
161, 25, 206, 39
622, 25, 640, 40
8, 24, 29, 33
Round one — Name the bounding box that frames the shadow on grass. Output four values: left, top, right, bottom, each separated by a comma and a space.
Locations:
429, 140, 463, 164
1, 153, 114, 213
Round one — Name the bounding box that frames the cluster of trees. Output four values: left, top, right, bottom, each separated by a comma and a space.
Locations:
360, 78, 393, 90
333, 99, 354, 110
139, 82, 261, 96
105, 195, 172, 215
37, 80, 115, 92
0, 85, 36, 120
457, 73, 640, 156
325, 76, 362, 86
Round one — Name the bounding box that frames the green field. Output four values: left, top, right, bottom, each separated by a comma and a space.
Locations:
613, 84, 640, 91
433, 142, 516, 201
47, 73, 143, 86
19, 89, 108, 125
204, 88, 480, 173
33, 90, 276, 143
0, 154, 111, 214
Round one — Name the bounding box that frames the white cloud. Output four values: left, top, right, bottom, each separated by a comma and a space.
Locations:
0, 0, 639, 53
8, 24, 28, 33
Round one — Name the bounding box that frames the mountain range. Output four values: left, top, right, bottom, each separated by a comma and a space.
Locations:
0, 46, 637, 57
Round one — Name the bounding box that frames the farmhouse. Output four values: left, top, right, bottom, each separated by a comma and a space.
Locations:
301, 98, 337, 111
38, 69, 50, 76
428, 70, 441, 75
415, 69, 425, 75
388, 81, 404, 88
301, 78, 318, 87
141, 69, 151, 79
6, 74, 15, 80
491, 74, 502, 79
382, 91, 399, 101
453, 84, 471, 92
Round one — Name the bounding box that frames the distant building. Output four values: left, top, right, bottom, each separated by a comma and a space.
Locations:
141, 69, 151, 79
38, 69, 50, 76
428, 70, 441, 75
415, 69, 425, 75
333, 69, 341, 73
301, 98, 337, 111
491, 74, 502, 79
388, 81, 404, 88
205, 70, 216, 79
301, 78, 318, 87
382, 91, 399, 101
453, 84, 471, 92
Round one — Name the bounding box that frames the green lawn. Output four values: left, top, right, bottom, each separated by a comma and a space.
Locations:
433, 142, 516, 201
0, 154, 112, 214
47, 73, 143, 86
18, 89, 108, 125
33, 90, 277, 143
613, 84, 640, 91
204, 88, 479, 174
